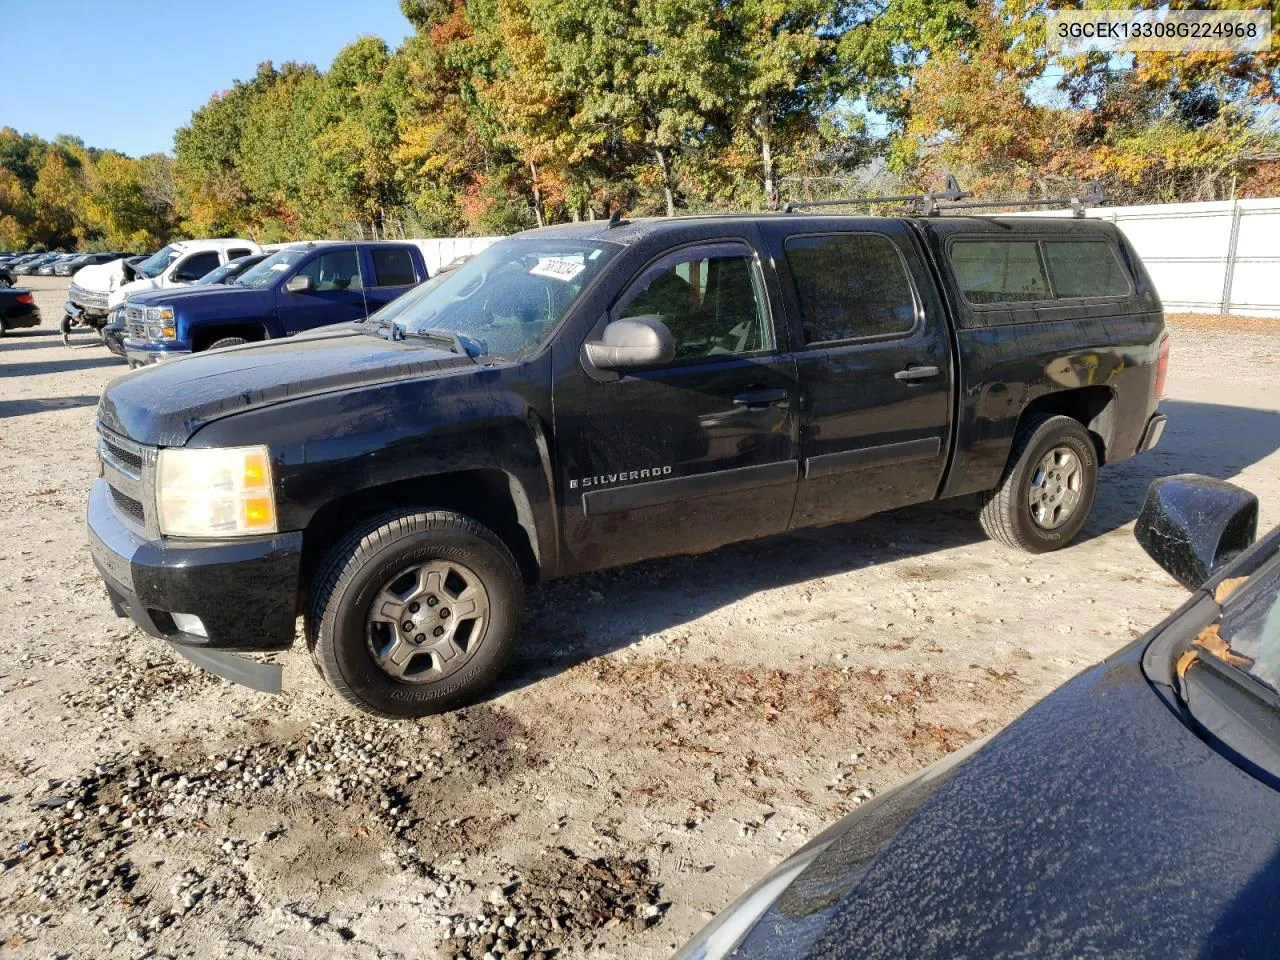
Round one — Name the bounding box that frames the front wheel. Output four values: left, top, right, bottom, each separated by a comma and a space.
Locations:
307, 510, 524, 718
977, 414, 1098, 553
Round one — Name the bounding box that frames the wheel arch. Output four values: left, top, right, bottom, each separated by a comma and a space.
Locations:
190, 321, 270, 352
1016, 385, 1116, 466
299, 468, 542, 613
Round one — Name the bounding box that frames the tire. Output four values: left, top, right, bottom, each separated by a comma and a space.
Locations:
977, 414, 1098, 553
307, 509, 524, 718
0, 318, 7, 336
0, 278, 11, 288
206, 337, 248, 351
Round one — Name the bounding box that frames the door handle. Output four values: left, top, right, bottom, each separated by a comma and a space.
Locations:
733, 387, 789, 408
894, 365, 940, 382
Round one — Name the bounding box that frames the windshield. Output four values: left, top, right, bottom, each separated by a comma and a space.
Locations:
369, 237, 618, 360
135, 244, 181, 279
196, 262, 235, 285
236, 248, 309, 289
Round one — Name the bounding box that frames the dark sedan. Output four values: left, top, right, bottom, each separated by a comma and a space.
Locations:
677, 474, 1279, 960
0, 264, 13, 288
0, 288, 41, 334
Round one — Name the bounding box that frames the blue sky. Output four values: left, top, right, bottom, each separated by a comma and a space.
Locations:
0, 0, 413, 157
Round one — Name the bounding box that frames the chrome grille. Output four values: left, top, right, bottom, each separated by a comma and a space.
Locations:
98, 423, 157, 537
68, 282, 109, 311
110, 487, 146, 523
125, 304, 146, 340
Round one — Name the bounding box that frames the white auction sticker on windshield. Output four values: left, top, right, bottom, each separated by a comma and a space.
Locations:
529, 257, 585, 282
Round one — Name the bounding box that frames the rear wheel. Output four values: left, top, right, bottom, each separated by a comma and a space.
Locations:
307, 510, 523, 718
977, 414, 1098, 553
206, 336, 248, 351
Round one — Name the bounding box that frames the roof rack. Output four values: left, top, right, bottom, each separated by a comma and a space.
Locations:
780, 178, 1107, 219
781, 175, 971, 215
932, 182, 1106, 219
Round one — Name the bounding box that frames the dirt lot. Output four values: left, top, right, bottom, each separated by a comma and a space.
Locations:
2, 277, 1278, 959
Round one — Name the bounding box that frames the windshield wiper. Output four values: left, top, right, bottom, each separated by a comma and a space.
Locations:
392, 324, 480, 358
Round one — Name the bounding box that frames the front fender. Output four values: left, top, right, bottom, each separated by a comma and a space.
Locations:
187, 358, 560, 576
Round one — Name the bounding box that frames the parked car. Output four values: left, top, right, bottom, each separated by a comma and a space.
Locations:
0, 287, 41, 334
36, 253, 78, 276
118, 240, 425, 366
4, 254, 42, 273
15, 253, 62, 275
66, 240, 259, 342
88, 211, 1168, 715
0, 263, 13, 288
675, 474, 1279, 960
193, 252, 269, 286
55, 252, 126, 277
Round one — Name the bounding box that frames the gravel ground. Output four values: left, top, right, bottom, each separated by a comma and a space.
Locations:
2, 278, 1278, 959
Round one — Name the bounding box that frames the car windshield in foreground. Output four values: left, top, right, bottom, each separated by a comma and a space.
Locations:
134, 244, 181, 279
236, 248, 308, 288
368, 237, 618, 361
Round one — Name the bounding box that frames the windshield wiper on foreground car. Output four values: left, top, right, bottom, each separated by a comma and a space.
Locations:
391, 323, 482, 359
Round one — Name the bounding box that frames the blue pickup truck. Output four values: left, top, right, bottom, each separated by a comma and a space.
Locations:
118, 241, 427, 366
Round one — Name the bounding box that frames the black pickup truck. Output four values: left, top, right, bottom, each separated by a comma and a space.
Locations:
87, 212, 1169, 716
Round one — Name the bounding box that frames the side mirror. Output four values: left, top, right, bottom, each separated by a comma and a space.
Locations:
583, 316, 674, 371
285, 274, 314, 294
1135, 475, 1259, 590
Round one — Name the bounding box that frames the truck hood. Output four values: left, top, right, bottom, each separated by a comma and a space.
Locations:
124, 284, 265, 308
109, 276, 164, 309
71, 260, 125, 292
98, 326, 471, 446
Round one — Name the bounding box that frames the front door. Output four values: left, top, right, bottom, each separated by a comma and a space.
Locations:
277, 247, 369, 334
759, 220, 954, 528
554, 238, 800, 573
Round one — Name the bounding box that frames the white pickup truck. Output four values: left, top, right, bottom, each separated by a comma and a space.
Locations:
65, 238, 262, 339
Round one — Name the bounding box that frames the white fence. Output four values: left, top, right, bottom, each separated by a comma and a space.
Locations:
406, 237, 502, 275
1015, 198, 1280, 317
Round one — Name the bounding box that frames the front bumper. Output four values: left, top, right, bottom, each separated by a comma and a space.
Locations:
123, 338, 191, 367
87, 478, 303, 656
102, 322, 126, 357
1137, 412, 1167, 454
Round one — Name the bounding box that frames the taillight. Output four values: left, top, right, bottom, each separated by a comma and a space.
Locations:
16, 292, 33, 305
1154, 333, 1170, 398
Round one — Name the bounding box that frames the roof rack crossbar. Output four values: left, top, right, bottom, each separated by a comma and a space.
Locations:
782, 175, 971, 214
931, 183, 1106, 218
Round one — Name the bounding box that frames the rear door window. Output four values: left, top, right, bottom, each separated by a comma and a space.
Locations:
371, 247, 418, 287
1043, 240, 1131, 298
226, 247, 253, 260
950, 240, 1051, 304
784, 233, 917, 344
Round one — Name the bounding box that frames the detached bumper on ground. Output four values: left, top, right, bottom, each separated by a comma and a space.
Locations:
86, 478, 303, 691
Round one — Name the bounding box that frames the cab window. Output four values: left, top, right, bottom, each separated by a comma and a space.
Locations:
296, 250, 363, 291
617, 243, 771, 361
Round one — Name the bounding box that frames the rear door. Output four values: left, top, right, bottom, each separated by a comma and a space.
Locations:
364, 246, 423, 310
276, 247, 368, 333
759, 219, 954, 527
553, 233, 801, 573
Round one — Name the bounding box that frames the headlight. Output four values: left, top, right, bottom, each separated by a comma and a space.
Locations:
156, 446, 277, 537
145, 306, 176, 341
